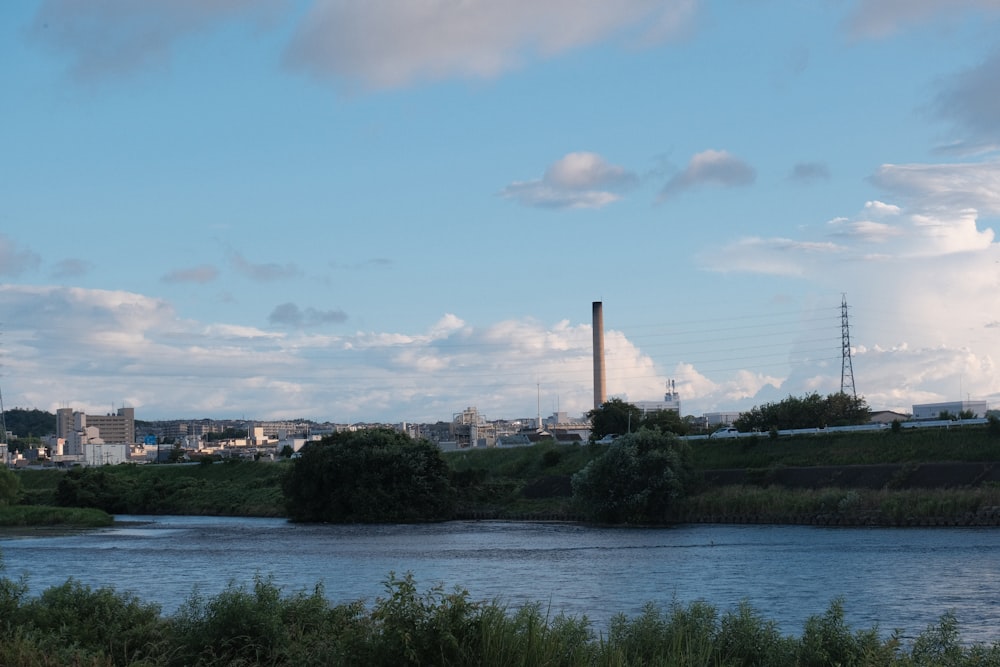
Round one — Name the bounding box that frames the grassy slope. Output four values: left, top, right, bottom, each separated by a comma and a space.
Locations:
689, 425, 1000, 469
15, 461, 288, 517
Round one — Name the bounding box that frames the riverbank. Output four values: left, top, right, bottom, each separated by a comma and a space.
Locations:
9, 426, 1000, 526
0, 505, 113, 530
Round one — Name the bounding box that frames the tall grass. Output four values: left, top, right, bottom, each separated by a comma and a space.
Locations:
677, 485, 1000, 524
0, 570, 997, 666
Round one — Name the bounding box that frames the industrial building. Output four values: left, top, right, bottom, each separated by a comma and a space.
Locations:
912, 400, 988, 420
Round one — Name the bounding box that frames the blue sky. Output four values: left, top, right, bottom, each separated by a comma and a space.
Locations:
2, 0, 1000, 423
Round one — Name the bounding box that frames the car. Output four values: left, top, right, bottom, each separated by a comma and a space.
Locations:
595, 434, 619, 444
709, 427, 740, 439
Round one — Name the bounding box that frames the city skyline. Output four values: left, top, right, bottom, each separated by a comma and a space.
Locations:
2, 1, 999, 422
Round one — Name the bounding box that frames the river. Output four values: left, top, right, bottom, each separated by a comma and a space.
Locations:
1, 517, 998, 643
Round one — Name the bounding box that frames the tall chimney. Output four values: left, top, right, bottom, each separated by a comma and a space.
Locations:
592, 301, 606, 410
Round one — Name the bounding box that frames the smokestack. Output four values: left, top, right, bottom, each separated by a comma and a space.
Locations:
592, 301, 606, 410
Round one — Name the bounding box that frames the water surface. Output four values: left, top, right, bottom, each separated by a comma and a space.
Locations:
2, 517, 997, 642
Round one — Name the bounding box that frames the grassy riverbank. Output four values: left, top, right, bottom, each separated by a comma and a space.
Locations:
0, 505, 112, 529
0, 570, 996, 666
9, 425, 1000, 524
15, 461, 287, 517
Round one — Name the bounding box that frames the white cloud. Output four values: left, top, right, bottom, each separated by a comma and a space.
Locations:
0, 235, 41, 277
0, 284, 670, 422
501, 152, 637, 209
659, 149, 756, 200
285, 1, 699, 89
844, 0, 1000, 39
695, 157, 1000, 413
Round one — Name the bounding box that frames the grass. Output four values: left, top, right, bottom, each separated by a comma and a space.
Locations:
14, 461, 288, 517
690, 425, 1000, 469
0, 571, 996, 666
0, 505, 113, 528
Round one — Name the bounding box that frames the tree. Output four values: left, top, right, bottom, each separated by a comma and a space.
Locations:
0, 466, 20, 506
734, 392, 870, 432
640, 409, 689, 436
571, 428, 694, 524
587, 398, 643, 441
283, 428, 455, 523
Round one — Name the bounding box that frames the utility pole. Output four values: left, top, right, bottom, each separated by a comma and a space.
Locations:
840, 294, 857, 398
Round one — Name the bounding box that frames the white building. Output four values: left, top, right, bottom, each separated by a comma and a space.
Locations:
634, 380, 682, 416
912, 400, 988, 420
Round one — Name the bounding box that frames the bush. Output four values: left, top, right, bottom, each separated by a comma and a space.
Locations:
571, 428, 693, 524
18, 579, 165, 666
283, 429, 456, 523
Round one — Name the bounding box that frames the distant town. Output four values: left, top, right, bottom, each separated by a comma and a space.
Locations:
1, 392, 992, 469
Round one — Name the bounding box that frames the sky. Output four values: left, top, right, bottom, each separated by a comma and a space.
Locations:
2, 0, 1000, 424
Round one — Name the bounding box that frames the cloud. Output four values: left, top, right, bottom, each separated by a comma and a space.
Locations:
700, 237, 844, 276
844, 0, 1000, 39
789, 162, 830, 183
50, 258, 94, 279
30, 0, 282, 82
932, 50, 1000, 151
870, 161, 1000, 215
229, 251, 300, 281
500, 152, 638, 209
693, 155, 1000, 413
0, 283, 668, 422
268, 302, 348, 328
659, 149, 756, 200
284, 1, 699, 89
0, 236, 41, 277
162, 264, 219, 284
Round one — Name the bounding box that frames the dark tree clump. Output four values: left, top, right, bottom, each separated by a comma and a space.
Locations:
734, 392, 870, 432
571, 428, 694, 524
283, 428, 455, 523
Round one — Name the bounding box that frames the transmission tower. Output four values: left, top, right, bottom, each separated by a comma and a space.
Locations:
840, 294, 856, 398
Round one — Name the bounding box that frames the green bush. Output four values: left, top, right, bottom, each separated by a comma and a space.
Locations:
284, 429, 455, 523
571, 428, 693, 524
19, 579, 165, 666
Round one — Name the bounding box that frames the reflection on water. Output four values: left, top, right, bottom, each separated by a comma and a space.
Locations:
2, 517, 998, 642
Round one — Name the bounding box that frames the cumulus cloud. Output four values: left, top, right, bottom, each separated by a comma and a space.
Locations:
285, 1, 699, 89
229, 251, 300, 281
695, 156, 1000, 413
30, 0, 282, 81
789, 162, 831, 183
162, 264, 219, 284
932, 50, 1000, 151
500, 152, 637, 209
0, 283, 671, 422
50, 258, 94, 279
268, 302, 348, 328
659, 149, 756, 200
0, 235, 41, 277
844, 0, 1000, 39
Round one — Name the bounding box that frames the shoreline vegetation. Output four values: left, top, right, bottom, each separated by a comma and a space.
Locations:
0, 570, 997, 666
4, 423, 1000, 527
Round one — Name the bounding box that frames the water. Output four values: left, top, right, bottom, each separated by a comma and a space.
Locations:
2, 517, 998, 643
